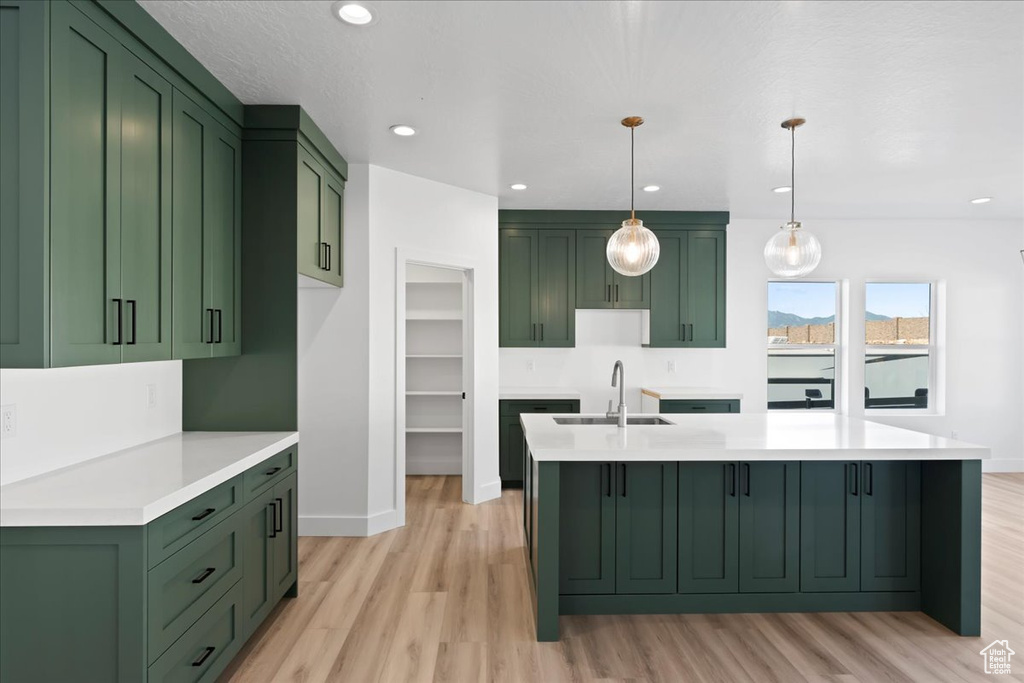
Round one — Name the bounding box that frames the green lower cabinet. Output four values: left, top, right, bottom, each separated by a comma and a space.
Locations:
499, 400, 580, 485
678, 462, 739, 593
861, 461, 921, 591
241, 488, 275, 635
738, 462, 799, 593
271, 474, 299, 599
801, 461, 860, 592
559, 462, 616, 595
660, 399, 739, 414
616, 462, 678, 594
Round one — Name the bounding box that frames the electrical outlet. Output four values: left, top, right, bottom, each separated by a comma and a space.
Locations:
526, 360, 535, 372
951, 430, 959, 440
668, 360, 677, 374
1, 404, 16, 439
147, 384, 157, 409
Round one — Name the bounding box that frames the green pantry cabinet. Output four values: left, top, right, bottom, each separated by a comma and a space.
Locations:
499, 399, 580, 484
0, 0, 243, 367
498, 211, 728, 349
0, 447, 298, 683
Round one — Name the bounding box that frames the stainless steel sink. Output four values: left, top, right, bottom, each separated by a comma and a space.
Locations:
553, 416, 674, 426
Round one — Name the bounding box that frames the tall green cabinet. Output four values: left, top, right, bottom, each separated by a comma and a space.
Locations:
498, 229, 576, 347
649, 230, 726, 348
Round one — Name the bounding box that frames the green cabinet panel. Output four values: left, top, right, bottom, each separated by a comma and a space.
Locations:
559, 462, 616, 595
243, 446, 296, 500
120, 50, 172, 363
649, 230, 727, 348
739, 462, 799, 593
499, 229, 539, 346
323, 173, 345, 286
575, 230, 650, 309
148, 475, 243, 568
498, 400, 579, 484
801, 461, 860, 592
678, 462, 739, 593
241, 488, 275, 636
648, 231, 685, 347
615, 462, 678, 594
207, 122, 242, 356
49, 1, 123, 367
296, 146, 324, 282
660, 399, 740, 414
537, 230, 576, 346
861, 461, 921, 591
272, 474, 299, 599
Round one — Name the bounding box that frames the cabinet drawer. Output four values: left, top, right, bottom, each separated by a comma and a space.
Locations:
243, 447, 296, 501
148, 581, 244, 683
148, 516, 243, 662
148, 476, 242, 567
499, 400, 580, 416
660, 400, 739, 414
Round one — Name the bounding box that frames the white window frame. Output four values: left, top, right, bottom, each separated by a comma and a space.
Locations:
863, 280, 940, 416
767, 280, 843, 413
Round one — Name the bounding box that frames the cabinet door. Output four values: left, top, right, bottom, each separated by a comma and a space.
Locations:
648, 231, 685, 347
272, 474, 298, 599
207, 123, 241, 357
49, 2, 123, 367
171, 91, 213, 359
616, 462, 678, 594
613, 271, 650, 309
499, 229, 537, 347
684, 231, 725, 347
537, 230, 575, 347
322, 172, 345, 287
861, 461, 920, 591
801, 462, 860, 592
119, 51, 171, 363
499, 414, 524, 483
678, 462, 739, 593
560, 462, 616, 595
576, 230, 613, 309
240, 489, 274, 637
296, 146, 325, 281
739, 462, 799, 592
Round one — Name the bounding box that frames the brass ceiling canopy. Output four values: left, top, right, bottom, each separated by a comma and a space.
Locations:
621, 116, 645, 129
781, 117, 806, 130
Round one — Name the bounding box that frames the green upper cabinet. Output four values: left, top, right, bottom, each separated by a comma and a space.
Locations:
244, 105, 347, 289
649, 229, 726, 348
171, 91, 242, 359
0, 0, 245, 368
499, 228, 576, 347
575, 230, 650, 309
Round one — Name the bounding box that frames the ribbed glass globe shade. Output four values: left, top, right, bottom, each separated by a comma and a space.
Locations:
764, 222, 821, 278
607, 219, 660, 276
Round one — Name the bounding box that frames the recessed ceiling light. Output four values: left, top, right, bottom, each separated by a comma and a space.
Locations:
642, 185, 660, 192
510, 183, 528, 191
772, 186, 792, 193
389, 124, 416, 137
969, 196, 992, 204
333, 1, 377, 26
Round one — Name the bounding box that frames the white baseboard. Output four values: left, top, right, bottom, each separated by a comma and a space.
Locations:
983, 459, 1024, 473
474, 479, 502, 504
299, 509, 398, 537
406, 456, 461, 475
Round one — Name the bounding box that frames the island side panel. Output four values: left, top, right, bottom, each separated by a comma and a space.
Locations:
530, 454, 561, 642
920, 459, 982, 636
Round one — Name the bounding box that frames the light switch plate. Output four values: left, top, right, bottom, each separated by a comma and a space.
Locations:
147, 384, 157, 409
526, 360, 535, 372
668, 360, 677, 373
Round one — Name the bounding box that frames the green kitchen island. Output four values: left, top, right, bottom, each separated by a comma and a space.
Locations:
520, 412, 987, 642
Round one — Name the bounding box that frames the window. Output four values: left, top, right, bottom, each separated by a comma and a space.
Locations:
865, 283, 932, 410
767, 281, 839, 410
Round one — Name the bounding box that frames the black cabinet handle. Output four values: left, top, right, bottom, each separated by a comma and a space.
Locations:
728, 463, 736, 497
126, 300, 137, 345
215, 309, 223, 344
191, 567, 216, 584
268, 502, 278, 538
864, 462, 873, 495
615, 284, 619, 302
112, 299, 123, 345
191, 508, 215, 521
191, 646, 215, 667
621, 463, 627, 497
605, 463, 612, 497
531, 323, 536, 341
607, 284, 611, 302
850, 463, 858, 496
265, 466, 282, 476
275, 497, 284, 533
325, 243, 332, 271
743, 463, 751, 496
206, 308, 215, 344
690, 405, 706, 411
540, 323, 544, 341
688, 323, 693, 340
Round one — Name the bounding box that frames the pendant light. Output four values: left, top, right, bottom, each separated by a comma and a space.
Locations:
764, 118, 822, 278
607, 116, 660, 277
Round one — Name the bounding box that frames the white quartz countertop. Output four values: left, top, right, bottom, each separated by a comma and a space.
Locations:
521, 413, 988, 462
500, 387, 582, 400
0, 431, 299, 527
642, 387, 744, 400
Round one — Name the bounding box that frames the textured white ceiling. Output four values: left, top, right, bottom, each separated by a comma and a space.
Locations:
139, 0, 1023, 219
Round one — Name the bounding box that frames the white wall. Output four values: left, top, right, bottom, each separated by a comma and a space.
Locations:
500, 218, 1024, 472
0, 361, 182, 485
297, 164, 499, 536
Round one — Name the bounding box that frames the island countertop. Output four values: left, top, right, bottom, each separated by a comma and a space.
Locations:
521, 412, 989, 462
0, 431, 299, 527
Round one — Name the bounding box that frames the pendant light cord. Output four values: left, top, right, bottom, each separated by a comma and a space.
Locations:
630, 125, 636, 221
790, 124, 796, 224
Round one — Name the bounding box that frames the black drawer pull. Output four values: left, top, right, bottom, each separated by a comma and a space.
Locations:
864, 462, 873, 495
192, 646, 215, 667
265, 466, 282, 476
268, 502, 278, 538
191, 508, 215, 521
605, 463, 612, 497
728, 463, 736, 497
191, 567, 216, 584
533, 407, 548, 411
690, 405, 707, 410
275, 497, 284, 533
621, 463, 627, 497
743, 463, 751, 496
850, 463, 858, 496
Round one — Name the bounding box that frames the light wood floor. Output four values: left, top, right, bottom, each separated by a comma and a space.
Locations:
221, 473, 1024, 682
